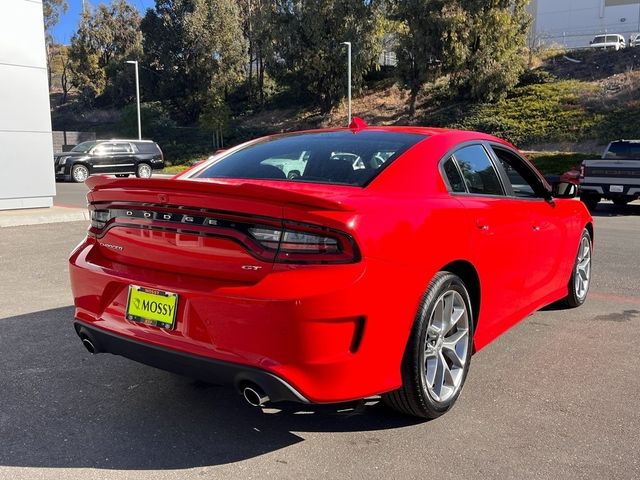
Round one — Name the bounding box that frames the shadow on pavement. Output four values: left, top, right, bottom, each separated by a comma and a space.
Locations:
0, 307, 420, 470
590, 202, 640, 217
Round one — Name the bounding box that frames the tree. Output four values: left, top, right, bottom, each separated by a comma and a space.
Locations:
43, 0, 68, 31
392, 0, 530, 115
68, 0, 142, 105
454, 0, 530, 102
271, 0, 382, 113
238, 0, 275, 104
142, 0, 246, 123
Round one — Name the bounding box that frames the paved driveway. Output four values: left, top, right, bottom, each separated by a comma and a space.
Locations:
1, 207, 639, 480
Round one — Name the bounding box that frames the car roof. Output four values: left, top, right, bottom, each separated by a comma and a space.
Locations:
264, 124, 513, 149
94, 139, 156, 143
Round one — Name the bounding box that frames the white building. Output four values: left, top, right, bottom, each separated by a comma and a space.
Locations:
529, 0, 640, 48
0, 0, 55, 210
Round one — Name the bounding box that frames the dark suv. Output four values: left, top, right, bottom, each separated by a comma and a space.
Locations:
54, 140, 165, 182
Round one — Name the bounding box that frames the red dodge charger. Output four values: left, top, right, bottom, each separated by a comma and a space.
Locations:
69, 120, 593, 418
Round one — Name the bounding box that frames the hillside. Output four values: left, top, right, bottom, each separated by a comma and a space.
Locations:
51, 47, 640, 170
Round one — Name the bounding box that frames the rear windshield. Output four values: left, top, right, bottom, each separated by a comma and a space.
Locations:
604, 142, 640, 159
194, 130, 425, 186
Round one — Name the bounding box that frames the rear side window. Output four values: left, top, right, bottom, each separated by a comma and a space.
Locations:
195, 131, 426, 186
111, 143, 133, 154
135, 142, 161, 154
443, 158, 466, 192
452, 145, 504, 196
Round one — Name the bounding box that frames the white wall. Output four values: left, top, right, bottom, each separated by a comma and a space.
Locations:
0, 0, 55, 210
532, 0, 640, 48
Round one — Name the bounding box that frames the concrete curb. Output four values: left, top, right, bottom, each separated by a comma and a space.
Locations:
0, 206, 90, 228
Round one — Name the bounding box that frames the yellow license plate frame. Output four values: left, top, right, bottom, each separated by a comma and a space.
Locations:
126, 285, 179, 330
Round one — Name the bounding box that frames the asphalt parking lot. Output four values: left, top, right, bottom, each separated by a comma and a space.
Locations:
1, 207, 639, 480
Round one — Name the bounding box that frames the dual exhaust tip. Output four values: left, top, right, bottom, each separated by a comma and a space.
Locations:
78, 328, 270, 407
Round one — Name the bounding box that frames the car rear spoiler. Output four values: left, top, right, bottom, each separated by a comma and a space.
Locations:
85, 176, 354, 212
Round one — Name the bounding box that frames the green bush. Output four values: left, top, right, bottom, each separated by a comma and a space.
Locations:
450, 81, 602, 147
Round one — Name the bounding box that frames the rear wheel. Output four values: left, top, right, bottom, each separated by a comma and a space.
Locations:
71, 164, 89, 183
135, 163, 152, 178
382, 272, 473, 419
561, 229, 592, 308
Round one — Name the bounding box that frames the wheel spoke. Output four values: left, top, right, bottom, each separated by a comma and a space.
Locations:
442, 293, 454, 334
432, 354, 446, 398
425, 357, 437, 387
442, 330, 468, 368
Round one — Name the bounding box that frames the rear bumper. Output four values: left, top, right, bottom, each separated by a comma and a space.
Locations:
69, 237, 422, 403
74, 321, 308, 403
580, 183, 640, 198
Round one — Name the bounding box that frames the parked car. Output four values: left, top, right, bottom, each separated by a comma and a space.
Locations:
54, 139, 165, 183
261, 151, 309, 179
69, 120, 592, 419
589, 34, 626, 50
629, 33, 640, 48
579, 139, 640, 210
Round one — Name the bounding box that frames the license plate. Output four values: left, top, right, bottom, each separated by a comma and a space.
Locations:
126, 285, 178, 330
609, 185, 624, 193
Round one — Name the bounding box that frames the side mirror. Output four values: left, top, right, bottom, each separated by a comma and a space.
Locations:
552, 181, 578, 198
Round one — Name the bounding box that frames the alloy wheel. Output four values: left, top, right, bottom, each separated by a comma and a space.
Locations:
137, 164, 152, 178
423, 290, 470, 403
72, 165, 89, 182
574, 236, 591, 300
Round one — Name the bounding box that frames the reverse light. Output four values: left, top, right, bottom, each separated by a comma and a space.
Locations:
90, 209, 111, 230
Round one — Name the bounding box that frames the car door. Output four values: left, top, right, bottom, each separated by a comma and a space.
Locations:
487, 145, 569, 305
88, 142, 113, 174
442, 144, 531, 338
109, 142, 135, 174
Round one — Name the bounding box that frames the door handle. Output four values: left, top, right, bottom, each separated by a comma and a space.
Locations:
476, 219, 490, 232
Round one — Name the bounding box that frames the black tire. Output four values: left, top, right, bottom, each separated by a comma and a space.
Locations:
135, 163, 152, 178
115, 174, 130, 178
71, 164, 89, 183
579, 194, 599, 212
612, 198, 629, 207
560, 229, 592, 308
382, 272, 474, 419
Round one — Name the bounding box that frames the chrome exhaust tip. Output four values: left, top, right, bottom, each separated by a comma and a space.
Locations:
80, 335, 97, 354
243, 386, 270, 407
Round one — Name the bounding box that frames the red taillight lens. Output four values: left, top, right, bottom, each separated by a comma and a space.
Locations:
249, 222, 359, 264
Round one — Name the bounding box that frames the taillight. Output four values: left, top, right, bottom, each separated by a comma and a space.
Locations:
89, 208, 110, 232
88, 204, 359, 264
249, 222, 359, 264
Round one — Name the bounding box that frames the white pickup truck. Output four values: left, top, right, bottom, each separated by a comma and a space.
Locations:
579, 140, 640, 210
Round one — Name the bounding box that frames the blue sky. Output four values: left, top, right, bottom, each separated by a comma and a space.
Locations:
50, 0, 156, 44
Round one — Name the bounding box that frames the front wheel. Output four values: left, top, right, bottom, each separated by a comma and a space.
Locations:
561, 229, 592, 308
382, 272, 473, 419
71, 164, 89, 183
135, 163, 152, 178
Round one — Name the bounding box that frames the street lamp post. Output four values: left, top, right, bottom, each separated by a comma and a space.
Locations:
341, 41, 352, 125
126, 60, 141, 140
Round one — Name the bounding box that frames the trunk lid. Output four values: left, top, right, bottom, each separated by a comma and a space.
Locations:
86, 176, 358, 283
